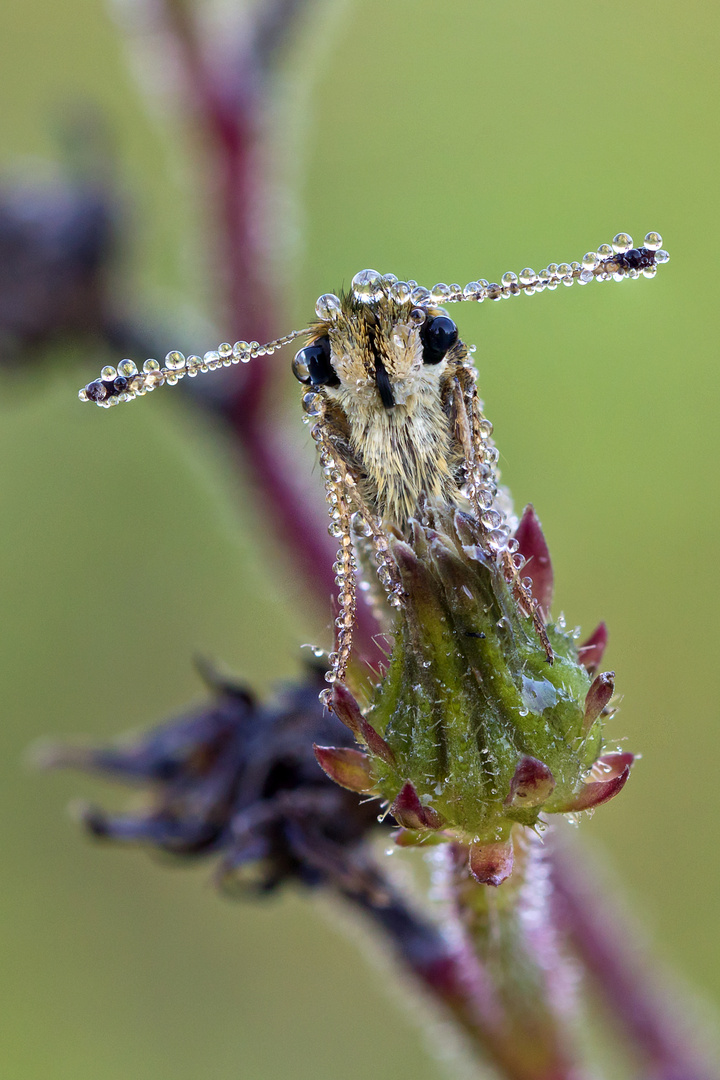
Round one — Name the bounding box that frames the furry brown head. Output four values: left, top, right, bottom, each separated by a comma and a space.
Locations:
299, 290, 469, 526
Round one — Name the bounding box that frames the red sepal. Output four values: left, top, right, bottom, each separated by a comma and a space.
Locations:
391, 780, 445, 830
513, 505, 553, 620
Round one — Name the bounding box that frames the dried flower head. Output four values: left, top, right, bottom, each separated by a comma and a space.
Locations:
41, 663, 383, 894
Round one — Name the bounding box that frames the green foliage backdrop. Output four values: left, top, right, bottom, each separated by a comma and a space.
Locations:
0, 1, 717, 1077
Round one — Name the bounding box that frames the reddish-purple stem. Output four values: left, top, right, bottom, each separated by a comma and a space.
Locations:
157, 0, 380, 657
551, 841, 717, 1080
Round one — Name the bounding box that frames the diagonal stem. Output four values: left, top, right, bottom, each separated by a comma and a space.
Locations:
550, 837, 718, 1080
149, 0, 381, 657
439, 835, 585, 1080
292, 826, 554, 1078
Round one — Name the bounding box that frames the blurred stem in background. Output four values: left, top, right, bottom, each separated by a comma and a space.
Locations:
134, 0, 380, 652
29, 1, 718, 1078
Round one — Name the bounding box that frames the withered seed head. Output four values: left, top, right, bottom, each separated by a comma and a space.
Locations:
43, 664, 387, 894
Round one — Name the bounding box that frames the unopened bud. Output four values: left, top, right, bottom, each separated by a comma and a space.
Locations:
469, 839, 514, 887
313, 745, 375, 793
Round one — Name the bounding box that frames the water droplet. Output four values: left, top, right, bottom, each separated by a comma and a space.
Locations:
410, 286, 431, 306
612, 233, 633, 254
391, 281, 412, 303
302, 391, 323, 416
350, 511, 372, 537
430, 283, 450, 303
352, 270, 383, 303
316, 293, 342, 320
644, 232, 662, 251
486, 529, 508, 553
84, 381, 106, 403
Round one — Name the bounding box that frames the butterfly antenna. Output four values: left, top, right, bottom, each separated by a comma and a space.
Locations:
404, 231, 668, 307
78, 327, 308, 407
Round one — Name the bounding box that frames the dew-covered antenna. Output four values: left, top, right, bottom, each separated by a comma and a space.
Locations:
78, 231, 668, 407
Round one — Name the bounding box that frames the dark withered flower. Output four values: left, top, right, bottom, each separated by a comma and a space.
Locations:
0, 173, 166, 365
0, 179, 114, 358
41, 662, 385, 896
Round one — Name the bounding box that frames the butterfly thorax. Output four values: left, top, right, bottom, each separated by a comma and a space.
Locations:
334, 379, 459, 525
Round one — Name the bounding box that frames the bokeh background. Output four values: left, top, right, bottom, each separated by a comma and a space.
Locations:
1, 1, 718, 1077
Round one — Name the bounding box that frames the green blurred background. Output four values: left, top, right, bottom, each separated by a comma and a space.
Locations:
1, 1, 718, 1077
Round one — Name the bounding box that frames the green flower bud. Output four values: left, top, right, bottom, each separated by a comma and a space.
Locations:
328, 503, 633, 882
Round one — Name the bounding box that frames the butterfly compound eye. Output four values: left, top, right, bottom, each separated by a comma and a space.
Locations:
421, 316, 459, 365
292, 336, 339, 387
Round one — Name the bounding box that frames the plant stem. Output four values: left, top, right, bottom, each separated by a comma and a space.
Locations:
151, 0, 382, 657
441, 835, 584, 1080
550, 839, 717, 1080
